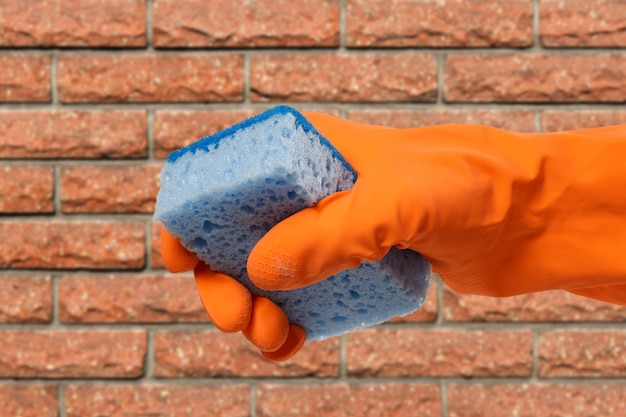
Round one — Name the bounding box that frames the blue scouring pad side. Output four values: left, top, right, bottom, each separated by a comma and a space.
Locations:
154, 105, 431, 341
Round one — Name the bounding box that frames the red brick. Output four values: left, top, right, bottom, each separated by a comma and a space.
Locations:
154, 329, 340, 377
444, 288, 626, 322
443, 289, 626, 322
347, 329, 533, 377
388, 279, 438, 323
154, 0, 339, 47
61, 165, 161, 213
153, 110, 255, 159
540, 0, 626, 47
0, 166, 54, 213
251, 54, 437, 102
0, 0, 145, 47
256, 383, 441, 417
541, 110, 626, 132
348, 109, 536, 131
59, 274, 206, 323
0, 221, 145, 269
58, 54, 244, 103
0, 276, 52, 323
448, 383, 626, 417
65, 384, 249, 417
445, 54, 626, 103
0, 110, 147, 159
539, 329, 626, 377
0, 55, 50, 102
0, 330, 146, 378
347, 0, 533, 47
0, 385, 57, 417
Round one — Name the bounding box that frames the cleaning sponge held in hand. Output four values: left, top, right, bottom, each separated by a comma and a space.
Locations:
154, 105, 431, 340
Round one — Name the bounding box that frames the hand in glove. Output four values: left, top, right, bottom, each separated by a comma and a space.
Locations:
161, 113, 626, 361
249, 114, 626, 304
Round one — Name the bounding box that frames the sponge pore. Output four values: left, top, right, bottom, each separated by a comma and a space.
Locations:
154, 105, 431, 341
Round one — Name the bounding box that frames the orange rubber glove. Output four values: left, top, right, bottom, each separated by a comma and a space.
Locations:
248, 114, 626, 305
161, 113, 626, 360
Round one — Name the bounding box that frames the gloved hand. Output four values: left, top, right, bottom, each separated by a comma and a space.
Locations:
249, 114, 626, 304
162, 112, 626, 360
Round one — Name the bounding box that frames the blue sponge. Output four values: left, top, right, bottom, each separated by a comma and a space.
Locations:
154, 105, 431, 341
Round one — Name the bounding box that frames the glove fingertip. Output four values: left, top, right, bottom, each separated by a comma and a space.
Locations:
242, 296, 289, 352
194, 264, 252, 333
161, 228, 199, 273
248, 236, 299, 291
261, 324, 306, 362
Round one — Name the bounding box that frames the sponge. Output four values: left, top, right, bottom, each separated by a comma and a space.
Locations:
154, 105, 431, 341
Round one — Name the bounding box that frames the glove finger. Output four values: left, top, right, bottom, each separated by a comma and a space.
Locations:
194, 263, 252, 333
242, 295, 289, 352
248, 189, 392, 291
161, 228, 199, 273
261, 324, 306, 362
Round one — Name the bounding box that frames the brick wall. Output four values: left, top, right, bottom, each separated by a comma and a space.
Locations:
1, 0, 626, 416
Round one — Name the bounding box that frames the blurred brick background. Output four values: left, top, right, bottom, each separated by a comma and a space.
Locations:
1, 0, 626, 416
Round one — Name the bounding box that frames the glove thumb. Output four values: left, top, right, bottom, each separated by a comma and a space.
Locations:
247, 187, 397, 291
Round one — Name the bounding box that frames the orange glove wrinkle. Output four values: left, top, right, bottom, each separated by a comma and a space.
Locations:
569, 284, 626, 306
194, 263, 252, 333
